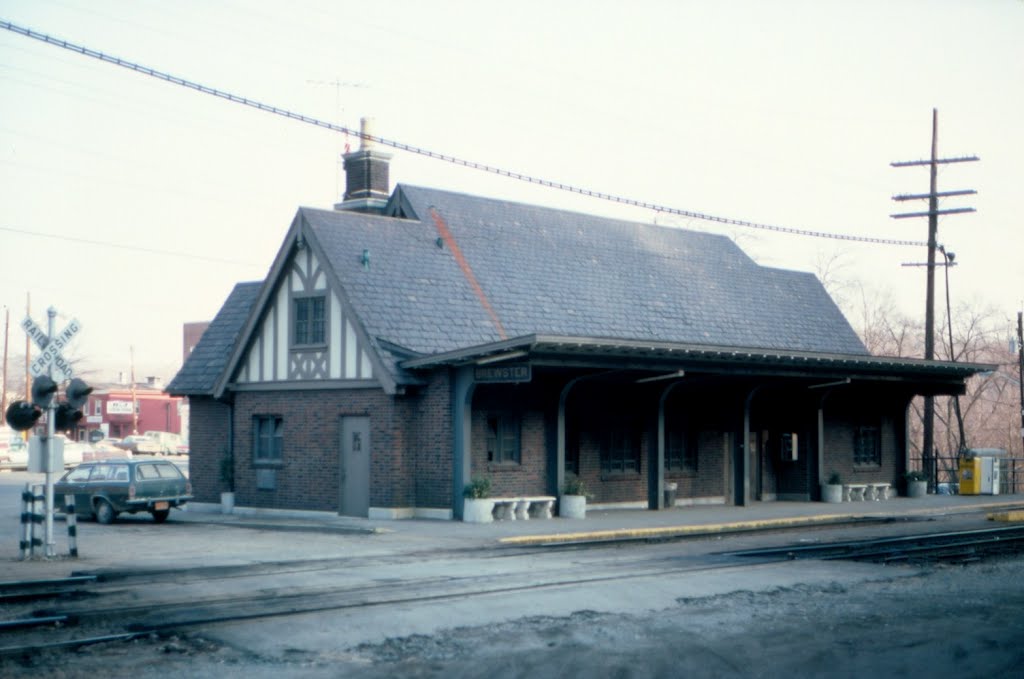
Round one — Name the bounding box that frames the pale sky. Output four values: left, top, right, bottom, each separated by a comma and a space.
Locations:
1, 0, 1022, 386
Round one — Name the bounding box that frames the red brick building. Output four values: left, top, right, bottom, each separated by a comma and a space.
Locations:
84, 383, 183, 440
169, 128, 986, 519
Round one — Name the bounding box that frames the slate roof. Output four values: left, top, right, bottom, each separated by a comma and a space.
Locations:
175, 184, 872, 396
166, 282, 262, 396
307, 184, 867, 359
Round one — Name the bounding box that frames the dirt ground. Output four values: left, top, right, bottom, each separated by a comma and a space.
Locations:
3, 555, 1022, 678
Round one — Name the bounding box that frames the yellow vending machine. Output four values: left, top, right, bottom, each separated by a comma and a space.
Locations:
959, 450, 1003, 495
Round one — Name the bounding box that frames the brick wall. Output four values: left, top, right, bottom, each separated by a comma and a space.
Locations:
232, 388, 397, 511
409, 371, 454, 508
188, 397, 231, 503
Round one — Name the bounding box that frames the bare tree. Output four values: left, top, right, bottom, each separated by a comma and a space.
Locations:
818, 263, 1022, 463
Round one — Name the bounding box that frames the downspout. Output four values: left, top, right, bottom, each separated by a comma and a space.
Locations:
227, 398, 235, 493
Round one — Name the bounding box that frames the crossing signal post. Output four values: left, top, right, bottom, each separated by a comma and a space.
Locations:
4, 306, 88, 558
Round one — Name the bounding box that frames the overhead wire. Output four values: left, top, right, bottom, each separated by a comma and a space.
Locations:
1, 18, 927, 248
0, 225, 259, 266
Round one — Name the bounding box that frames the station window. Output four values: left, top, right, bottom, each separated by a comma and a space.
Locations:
293, 295, 326, 346
666, 428, 697, 473
486, 413, 521, 465
853, 425, 881, 468
601, 427, 640, 474
253, 415, 283, 464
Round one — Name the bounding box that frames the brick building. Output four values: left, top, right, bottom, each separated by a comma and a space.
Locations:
168, 124, 986, 519
84, 382, 183, 440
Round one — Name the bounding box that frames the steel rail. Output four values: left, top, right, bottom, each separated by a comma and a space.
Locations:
0, 555, 788, 657
726, 526, 1024, 562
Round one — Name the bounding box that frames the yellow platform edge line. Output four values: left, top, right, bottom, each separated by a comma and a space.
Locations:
499, 500, 1024, 545
498, 513, 857, 545
988, 510, 1024, 522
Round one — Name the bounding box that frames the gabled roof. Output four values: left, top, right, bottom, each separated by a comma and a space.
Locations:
179, 183, 873, 397
307, 184, 867, 357
166, 282, 261, 396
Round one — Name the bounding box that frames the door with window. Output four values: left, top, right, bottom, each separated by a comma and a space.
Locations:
339, 416, 370, 517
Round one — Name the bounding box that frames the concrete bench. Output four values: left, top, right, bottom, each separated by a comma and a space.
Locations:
866, 482, 892, 501
843, 484, 867, 502
491, 496, 556, 521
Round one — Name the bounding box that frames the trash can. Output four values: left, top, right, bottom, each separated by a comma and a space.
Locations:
663, 482, 678, 508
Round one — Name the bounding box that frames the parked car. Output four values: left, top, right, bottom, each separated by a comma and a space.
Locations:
0, 428, 28, 469
55, 459, 192, 524
144, 431, 185, 456
115, 434, 161, 455
83, 441, 132, 462
57, 435, 92, 466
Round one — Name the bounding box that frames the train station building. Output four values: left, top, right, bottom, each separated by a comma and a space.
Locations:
169, 128, 985, 519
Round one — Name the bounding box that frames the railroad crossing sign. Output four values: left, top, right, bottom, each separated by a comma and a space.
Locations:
23, 315, 81, 381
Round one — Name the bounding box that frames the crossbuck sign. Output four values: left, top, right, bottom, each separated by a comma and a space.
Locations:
23, 315, 81, 381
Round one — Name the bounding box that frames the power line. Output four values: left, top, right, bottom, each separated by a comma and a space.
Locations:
1, 18, 926, 248
0, 226, 258, 266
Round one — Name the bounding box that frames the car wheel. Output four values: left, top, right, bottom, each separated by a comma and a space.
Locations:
94, 499, 116, 525
151, 509, 170, 523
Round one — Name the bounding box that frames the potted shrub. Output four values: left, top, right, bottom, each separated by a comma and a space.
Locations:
905, 470, 928, 498
220, 453, 235, 514
821, 471, 843, 503
560, 476, 588, 519
462, 476, 494, 523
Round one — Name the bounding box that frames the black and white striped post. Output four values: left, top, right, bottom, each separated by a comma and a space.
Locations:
63, 494, 78, 558
19, 483, 44, 560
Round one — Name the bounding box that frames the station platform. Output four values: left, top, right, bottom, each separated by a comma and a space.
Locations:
179, 493, 1024, 547
4, 490, 1024, 580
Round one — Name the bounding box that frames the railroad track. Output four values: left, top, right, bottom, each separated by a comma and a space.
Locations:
3, 526, 1022, 658
726, 525, 1024, 564
0, 548, 776, 657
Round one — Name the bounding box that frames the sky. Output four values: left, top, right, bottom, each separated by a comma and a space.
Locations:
1, 0, 1022, 387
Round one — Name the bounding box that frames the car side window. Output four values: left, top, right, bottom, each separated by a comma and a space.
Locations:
155, 463, 183, 479
137, 463, 157, 480
67, 466, 92, 482
89, 466, 109, 481
111, 465, 129, 481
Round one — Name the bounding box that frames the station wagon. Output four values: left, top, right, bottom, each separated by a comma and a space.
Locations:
55, 459, 192, 524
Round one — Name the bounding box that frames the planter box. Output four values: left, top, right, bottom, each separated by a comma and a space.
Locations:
907, 480, 928, 498
820, 484, 843, 503
560, 494, 586, 519
462, 498, 495, 523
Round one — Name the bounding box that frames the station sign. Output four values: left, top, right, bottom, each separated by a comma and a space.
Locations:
474, 363, 532, 383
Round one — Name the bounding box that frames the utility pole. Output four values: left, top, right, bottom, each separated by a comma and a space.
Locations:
891, 108, 978, 487
1018, 311, 1023, 456
1, 306, 8, 415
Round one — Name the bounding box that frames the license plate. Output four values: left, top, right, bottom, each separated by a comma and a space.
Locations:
154, 501, 169, 510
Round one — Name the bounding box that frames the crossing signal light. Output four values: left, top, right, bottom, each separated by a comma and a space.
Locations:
54, 403, 84, 432
31, 376, 58, 408
65, 378, 93, 409
5, 401, 42, 432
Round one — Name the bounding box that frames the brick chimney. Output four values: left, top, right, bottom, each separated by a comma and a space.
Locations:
335, 117, 391, 213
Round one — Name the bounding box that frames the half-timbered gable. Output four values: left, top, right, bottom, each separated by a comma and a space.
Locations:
233, 245, 375, 386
